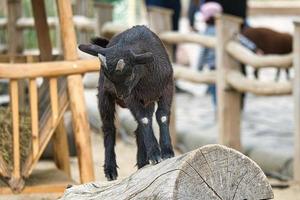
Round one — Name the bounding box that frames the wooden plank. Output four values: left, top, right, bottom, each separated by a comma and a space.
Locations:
31, 1, 71, 179
0, 54, 62, 63
0, 169, 76, 194
10, 80, 20, 179
173, 64, 216, 84
227, 70, 292, 96
6, 0, 23, 61
226, 41, 292, 69
0, 59, 99, 79
53, 121, 71, 178
29, 79, 39, 158
159, 32, 216, 48
56, 0, 95, 183
293, 21, 300, 182
50, 78, 58, 125
216, 15, 243, 151
169, 91, 176, 147
22, 84, 69, 177
147, 6, 172, 34
31, 0, 52, 61
249, 1, 300, 16
9, 80, 24, 193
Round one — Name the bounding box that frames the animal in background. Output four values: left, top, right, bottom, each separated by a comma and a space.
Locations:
79, 25, 175, 181
242, 27, 292, 81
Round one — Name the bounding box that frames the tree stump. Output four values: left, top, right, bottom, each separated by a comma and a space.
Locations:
60, 144, 274, 200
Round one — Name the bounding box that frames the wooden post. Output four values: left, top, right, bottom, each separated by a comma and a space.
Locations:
6, 0, 23, 60
56, 0, 95, 183
216, 15, 243, 151
7, 0, 26, 112
9, 80, 25, 192
147, 6, 173, 34
29, 79, 39, 158
293, 21, 300, 182
31, 0, 71, 176
60, 145, 274, 200
94, 2, 113, 36
74, 0, 89, 43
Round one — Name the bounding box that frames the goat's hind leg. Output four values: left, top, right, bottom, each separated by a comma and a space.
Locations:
99, 92, 118, 181
130, 102, 161, 165
135, 125, 149, 168
156, 83, 175, 159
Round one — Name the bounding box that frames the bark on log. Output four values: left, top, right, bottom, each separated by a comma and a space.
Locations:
60, 144, 274, 200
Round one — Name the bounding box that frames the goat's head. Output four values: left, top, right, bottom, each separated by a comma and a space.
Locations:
79, 37, 154, 99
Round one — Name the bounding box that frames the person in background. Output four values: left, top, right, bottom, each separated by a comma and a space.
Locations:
188, 0, 202, 31
197, 2, 222, 109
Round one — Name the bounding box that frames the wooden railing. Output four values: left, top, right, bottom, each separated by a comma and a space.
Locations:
0, 58, 99, 191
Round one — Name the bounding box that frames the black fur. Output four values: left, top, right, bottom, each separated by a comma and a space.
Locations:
79, 25, 175, 181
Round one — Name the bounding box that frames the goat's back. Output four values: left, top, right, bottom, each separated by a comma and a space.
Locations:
242, 27, 292, 54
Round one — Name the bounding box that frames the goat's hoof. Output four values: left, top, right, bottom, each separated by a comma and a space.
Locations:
161, 148, 175, 159
148, 153, 162, 165
104, 167, 118, 181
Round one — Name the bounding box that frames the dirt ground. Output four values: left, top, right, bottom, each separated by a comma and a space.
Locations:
2, 132, 300, 200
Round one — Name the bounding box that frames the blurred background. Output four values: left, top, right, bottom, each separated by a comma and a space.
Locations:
0, 0, 300, 199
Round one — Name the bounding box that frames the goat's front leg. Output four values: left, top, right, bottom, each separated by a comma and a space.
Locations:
156, 81, 175, 159
129, 102, 161, 165
99, 92, 118, 181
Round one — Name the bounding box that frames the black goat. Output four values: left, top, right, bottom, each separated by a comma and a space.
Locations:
79, 25, 175, 180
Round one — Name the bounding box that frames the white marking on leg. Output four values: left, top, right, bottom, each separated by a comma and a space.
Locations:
141, 117, 149, 124
161, 116, 167, 123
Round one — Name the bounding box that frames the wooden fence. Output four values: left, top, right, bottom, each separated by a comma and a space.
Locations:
99, 14, 300, 182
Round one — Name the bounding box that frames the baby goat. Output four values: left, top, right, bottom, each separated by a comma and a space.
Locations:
242, 27, 292, 81
79, 25, 175, 180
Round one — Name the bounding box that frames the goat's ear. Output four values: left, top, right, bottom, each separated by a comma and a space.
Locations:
130, 50, 154, 65
78, 44, 106, 56
91, 37, 109, 48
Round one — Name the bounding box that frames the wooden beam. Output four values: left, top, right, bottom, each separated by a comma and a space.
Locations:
6, 0, 23, 61
31, 0, 52, 61
160, 32, 216, 48
50, 78, 59, 125
22, 86, 69, 177
249, 1, 300, 16
227, 70, 292, 96
173, 64, 216, 84
60, 145, 274, 200
293, 21, 300, 182
29, 79, 39, 158
9, 80, 25, 192
147, 6, 172, 34
56, 0, 95, 183
0, 59, 99, 79
216, 15, 242, 151
226, 41, 292, 69
53, 122, 71, 178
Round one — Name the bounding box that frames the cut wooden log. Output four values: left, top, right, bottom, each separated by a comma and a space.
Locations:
60, 144, 274, 200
